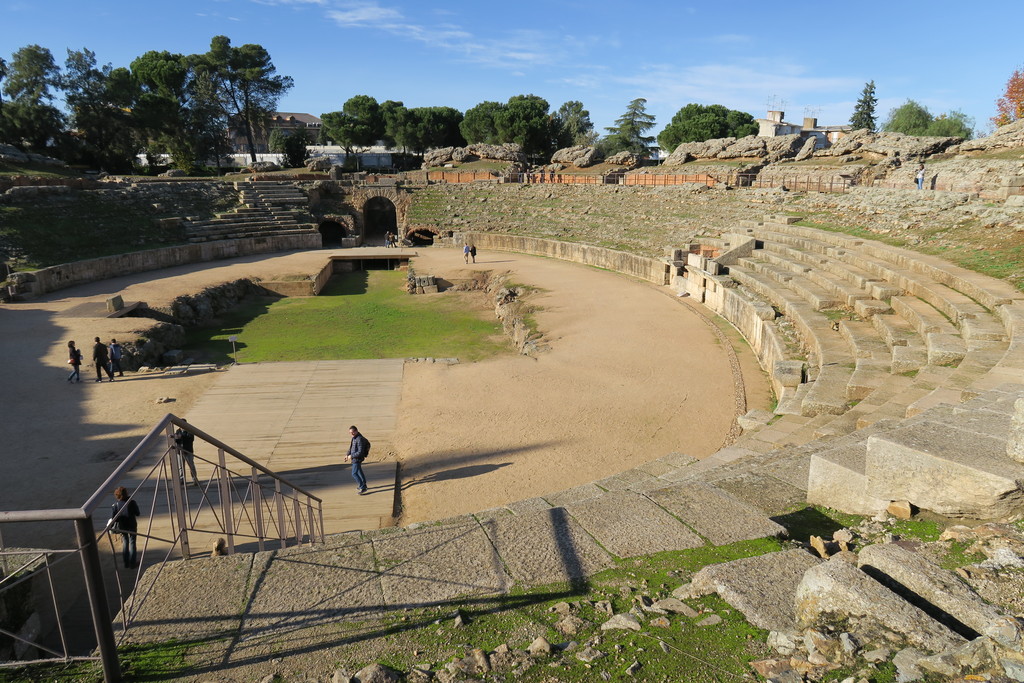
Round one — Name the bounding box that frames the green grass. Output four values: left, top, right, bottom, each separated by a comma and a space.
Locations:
184, 270, 509, 363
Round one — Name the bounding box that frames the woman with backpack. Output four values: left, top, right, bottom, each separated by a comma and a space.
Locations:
66, 340, 82, 383
110, 486, 141, 569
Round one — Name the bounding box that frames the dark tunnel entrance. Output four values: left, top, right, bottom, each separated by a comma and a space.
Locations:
363, 197, 397, 247
319, 220, 346, 247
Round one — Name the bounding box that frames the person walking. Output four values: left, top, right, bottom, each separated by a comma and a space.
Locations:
463, 243, 471, 264
92, 336, 114, 382
110, 486, 141, 569
66, 341, 82, 383
109, 339, 124, 377
174, 420, 200, 486
344, 425, 370, 494
470, 244, 477, 263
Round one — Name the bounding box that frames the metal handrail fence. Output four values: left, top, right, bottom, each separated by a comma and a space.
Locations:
0, 413, 323, 682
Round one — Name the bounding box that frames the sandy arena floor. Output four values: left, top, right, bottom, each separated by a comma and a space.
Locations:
0, 248, 769, 546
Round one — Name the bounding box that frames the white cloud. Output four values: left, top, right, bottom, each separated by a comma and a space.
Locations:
250, 0, 328, 5
323, 2, 590, 70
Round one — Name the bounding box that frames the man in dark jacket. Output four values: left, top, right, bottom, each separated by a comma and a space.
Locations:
344, 425, 370, 494
92, 336, 114, 382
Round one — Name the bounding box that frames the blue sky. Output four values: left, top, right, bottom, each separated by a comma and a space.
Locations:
3, 0, 1021, 140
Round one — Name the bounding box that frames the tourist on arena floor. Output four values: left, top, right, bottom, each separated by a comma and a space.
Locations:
463, 243, 471, 263
92, 336, 114, 382
470, 244, 477, 263
109, 339, 124, 377
110, 486, 141, 569
66, 340, 82, 383
345, 425, 370, 494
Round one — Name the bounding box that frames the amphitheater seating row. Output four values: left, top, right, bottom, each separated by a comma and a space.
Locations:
184, 181, 317, 243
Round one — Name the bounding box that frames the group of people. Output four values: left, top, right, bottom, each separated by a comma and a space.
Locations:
66, 337, 124, 383
462, 243, 478, 263
383, 231, 401, 248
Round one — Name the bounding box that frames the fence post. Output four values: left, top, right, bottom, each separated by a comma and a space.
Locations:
218, 448, 234, 555
292, 493, 302, 545
275, 478, 287, 549
75, 517, 121, 683
252, 466, 265, 553
307, 497, 316, 544
167, 426, 191, 560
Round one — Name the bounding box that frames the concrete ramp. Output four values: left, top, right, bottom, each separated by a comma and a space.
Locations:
185, 359, 404, 534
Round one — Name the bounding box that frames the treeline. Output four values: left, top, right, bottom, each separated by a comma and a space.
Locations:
0, 37, 292, 173
2, 37, 989, 176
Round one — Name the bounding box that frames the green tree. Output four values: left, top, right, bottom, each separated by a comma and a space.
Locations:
494, 94, 555, 158
406, 106, 464, 153
205, 35, 293, 164
270, 128, 309, 168
883, 100, 933, 136
379, 100, 407, 148
554, 100, 597, 148
460, 100, 503, 145
62, 48, 139, 172
657, 103, 757, 151
321, 95, 384, 168
1, 44, 65, 151
926, 110, 974, 138
850, 80, 878, 131
883, 100, 972, 139
131, 50, 197, 170
604, 98, 656, 157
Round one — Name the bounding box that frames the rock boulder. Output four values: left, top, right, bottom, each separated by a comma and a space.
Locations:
551, 146, 604, 168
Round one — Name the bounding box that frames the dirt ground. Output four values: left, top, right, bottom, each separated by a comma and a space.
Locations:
0, 248, 769, 547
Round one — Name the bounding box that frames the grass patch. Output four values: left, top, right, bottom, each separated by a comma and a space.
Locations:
184, 270, 510, 363
937, 540, 987, 570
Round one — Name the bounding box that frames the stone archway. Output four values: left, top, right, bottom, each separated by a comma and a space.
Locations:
318, 214, 355, 248
318, 220, 346, 247
351, 186, 413, 245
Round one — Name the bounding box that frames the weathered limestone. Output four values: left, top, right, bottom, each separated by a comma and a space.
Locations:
865, 419, 1024, 520
1007, 397, 1024, 464
857, 543, 1023, 648
682, 548, 822, 633
794, 557, 965, 654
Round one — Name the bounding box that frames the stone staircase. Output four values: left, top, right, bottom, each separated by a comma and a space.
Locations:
183, 181, 318, 243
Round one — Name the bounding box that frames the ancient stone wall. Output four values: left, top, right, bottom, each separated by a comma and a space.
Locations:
17, 234, 320, 297
460, 232, 671, 285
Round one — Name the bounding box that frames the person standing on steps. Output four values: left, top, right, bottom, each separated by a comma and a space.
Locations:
344, 425, 370, 494
916, 164, 926, 190
110, 486, 141, 569
67, 341, 82, 383
92, 336, 114, 382
174, 420, 200, 486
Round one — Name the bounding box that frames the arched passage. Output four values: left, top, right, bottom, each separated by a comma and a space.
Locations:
319, 220, 346, 247
363, 197, 397, 246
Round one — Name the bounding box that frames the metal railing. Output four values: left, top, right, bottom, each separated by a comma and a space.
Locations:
0, 414, 323, 682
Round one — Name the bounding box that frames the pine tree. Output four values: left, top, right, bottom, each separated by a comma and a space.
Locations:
850, 81, 877, 132
603, 98, 656, 157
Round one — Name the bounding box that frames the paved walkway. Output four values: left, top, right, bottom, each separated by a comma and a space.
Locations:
185, 359, 404, 534
122, 360, 403, 566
